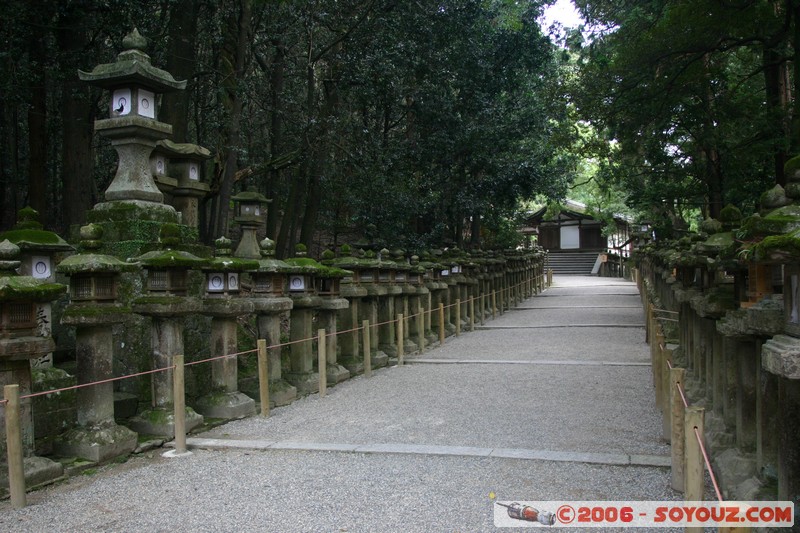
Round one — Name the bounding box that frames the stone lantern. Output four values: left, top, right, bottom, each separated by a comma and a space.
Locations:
151, 140, 212, 228
0, 240, 67, 487
78, 28, 185, 216
283, 246, 351, 392
390, 249, 418, 354
323, 245, 369, 375
0, 207, 73, 369
196, 237, 257, 418
420, 252, 448, 345
128, 225, 206, 437
233, 191, 271, 260
248, 238, 295, 406
54, 224, 138, 462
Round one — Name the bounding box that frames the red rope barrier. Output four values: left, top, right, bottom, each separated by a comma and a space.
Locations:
676, 381, 689, 408
21, 365, 176, 400
695, 426, 724, 502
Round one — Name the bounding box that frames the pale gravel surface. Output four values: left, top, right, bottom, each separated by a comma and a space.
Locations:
0, 275, 685, 532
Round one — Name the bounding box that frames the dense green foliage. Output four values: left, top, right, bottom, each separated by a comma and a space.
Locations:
567, 0, 799, 236
1, 0, 574, 255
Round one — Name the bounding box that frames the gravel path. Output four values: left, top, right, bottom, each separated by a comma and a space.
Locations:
0, 275, 681, 532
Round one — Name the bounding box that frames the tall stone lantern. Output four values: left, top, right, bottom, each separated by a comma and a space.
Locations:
54, 224, 138, 462
78, 28, 185, 217
128, 225, 206, 437
196, 237, 257, 419
283, 246, 350, 393
248, 238, 295, 407
0, 240, 66, 487
151, 140, 212, 228
233, 191, 271, 259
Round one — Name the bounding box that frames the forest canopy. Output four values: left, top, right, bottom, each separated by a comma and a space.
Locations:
1, 0, 575, 254
3, 0, 796, 252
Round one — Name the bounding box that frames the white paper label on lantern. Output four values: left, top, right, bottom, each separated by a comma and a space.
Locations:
208, 273, 225, 292
156, 157, 166, 175
228, 273, 239, 290
189, 164, 199, 181
441, 269, 450, 276
289, 275, 305, 291
255, 206, 261, 216
31, 256, 51, 279
138, 89, 155, 118
112, 89, 132, 116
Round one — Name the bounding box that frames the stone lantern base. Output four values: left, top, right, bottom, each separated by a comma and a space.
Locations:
54, 421, 137, 463
284, 371, 320, 396
0, 456, 64, 496
195, 390, 255, 420
127, 406, 204, 439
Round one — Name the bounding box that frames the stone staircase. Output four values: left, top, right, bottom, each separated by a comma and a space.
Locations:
545, 251, 601, 275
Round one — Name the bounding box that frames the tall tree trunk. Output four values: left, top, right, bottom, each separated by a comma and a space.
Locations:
266, 40, 286, 240
764, 46, 789, 186
27, 7, 48, 220
211, 0, 252, 240
58, 7, 95, 231
161, 0, 199, 143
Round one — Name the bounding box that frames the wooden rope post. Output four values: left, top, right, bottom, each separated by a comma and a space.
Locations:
480, 294, 485, 326
363, 319, 372, 378
417, 305, 425, 354
257, 339, 270, 417
684, 406, 705, 509
397, 313, 404, 365
469, 297, 475, 332
438, 303, 445, 345
661, 348, 671, 441
173, 354, 187, 454
547, 268, 553, 286
4, 384, 25, 508
670, 367, 686, 492
654, 329, 664, 409
318, 329, 327, 397
455, 298, 461, 336
491, 291, 497, 319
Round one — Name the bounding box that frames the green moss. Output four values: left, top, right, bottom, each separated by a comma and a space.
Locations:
283, 257, 351, 277
57, 252, 139, 274
784, 154, 800, 178
0, 278, 66, 302
0, 229, 68, 246
135, 249, 207, 268
61, 305, 132, 319
752, 233, 800, 261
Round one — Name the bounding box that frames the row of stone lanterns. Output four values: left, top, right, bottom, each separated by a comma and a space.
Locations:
636, 165, 800, 503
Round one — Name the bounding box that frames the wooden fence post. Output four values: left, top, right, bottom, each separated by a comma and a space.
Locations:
417, 305, 425, 354
257, 339, 269, 417
318, 329, 327, 397
363, 319, 372, 378
684, 406, 705, 509
491, 291, 497, 319
670, 367, 686, 492
172, 354, 187, 455
469, 297, 475, 332
397, 313, 404, 365
455, 299, 461, 336
4, 384, 25, 508
438, 303, 445, 345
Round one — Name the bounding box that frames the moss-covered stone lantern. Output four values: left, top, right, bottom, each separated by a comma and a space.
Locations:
232, 191, 271, 260
0, 239, 67, 487
322, 245, 369, 375
150, 141, 213, 228
53, 224, 139, 462
78, 28, 185, 217
284, 245, 351, 391
0, 207, 74, 369
419, 251, 448, 346
196, 236, 257, 419
128, 224, 206, 437
248, 238, 295, 407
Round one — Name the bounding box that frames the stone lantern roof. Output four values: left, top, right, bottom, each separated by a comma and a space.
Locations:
0, 240, 66, 303
79, 28, 186, 92
0, 207, 73, 253
56, 224, 138, 276
202, 237, 259, 273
